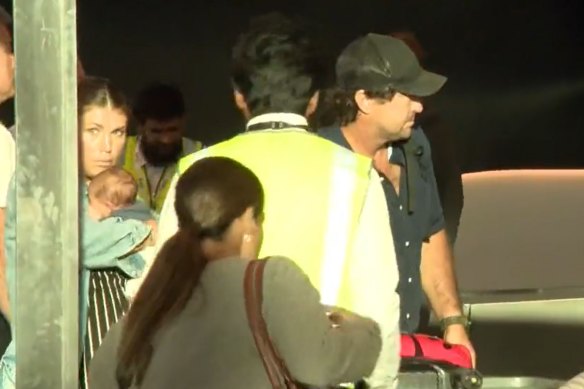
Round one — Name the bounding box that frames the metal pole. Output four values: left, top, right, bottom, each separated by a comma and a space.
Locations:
12, 0, 79, 387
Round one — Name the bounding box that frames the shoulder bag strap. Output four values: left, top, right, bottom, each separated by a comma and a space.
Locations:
244, 259, 296, 389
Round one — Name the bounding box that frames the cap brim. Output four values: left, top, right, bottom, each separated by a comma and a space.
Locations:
396, 70, 447, 97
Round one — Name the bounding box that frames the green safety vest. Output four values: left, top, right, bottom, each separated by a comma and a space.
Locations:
178, 129, 373, 307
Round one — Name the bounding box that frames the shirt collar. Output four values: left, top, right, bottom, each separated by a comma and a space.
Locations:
246, 113, 308, 132
388, 144, 406, 166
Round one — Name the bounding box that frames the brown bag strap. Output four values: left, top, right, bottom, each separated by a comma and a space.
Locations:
244, 259, 297, 389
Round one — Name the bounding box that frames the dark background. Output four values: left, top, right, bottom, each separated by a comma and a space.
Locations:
2, 0, 584, 172
2, 0, 584, 379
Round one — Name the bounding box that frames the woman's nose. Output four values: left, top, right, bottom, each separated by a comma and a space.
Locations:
99, 134, 113, 153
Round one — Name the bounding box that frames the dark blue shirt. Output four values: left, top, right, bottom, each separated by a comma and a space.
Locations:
319, 126, 445, 333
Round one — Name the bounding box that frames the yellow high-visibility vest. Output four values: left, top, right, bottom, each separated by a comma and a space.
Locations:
123, 136, 202, 214
178, 129, 372, 306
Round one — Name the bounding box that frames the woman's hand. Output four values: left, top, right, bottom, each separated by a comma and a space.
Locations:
324, 305, 363, 328
129, 220, 158, 254
144, 219, 158, 246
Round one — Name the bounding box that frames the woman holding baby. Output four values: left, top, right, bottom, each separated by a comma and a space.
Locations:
0, 77, 152, 388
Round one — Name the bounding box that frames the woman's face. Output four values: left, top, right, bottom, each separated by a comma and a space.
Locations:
81, 106, 128, 180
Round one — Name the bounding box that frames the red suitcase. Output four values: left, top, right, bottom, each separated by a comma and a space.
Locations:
399, 334, 482, 389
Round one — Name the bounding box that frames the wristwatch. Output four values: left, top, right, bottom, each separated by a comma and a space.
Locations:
440, 315, 470, 332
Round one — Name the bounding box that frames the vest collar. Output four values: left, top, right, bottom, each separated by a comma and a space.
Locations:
246, 113, 308, 132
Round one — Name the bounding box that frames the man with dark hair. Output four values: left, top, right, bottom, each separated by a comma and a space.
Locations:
133, 13, 401, 388
230, 14, 324, 118
320, 33, 476, 365
121, 83, 202, 215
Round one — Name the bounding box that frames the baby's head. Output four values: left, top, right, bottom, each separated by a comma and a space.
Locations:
88, 167, 138, 220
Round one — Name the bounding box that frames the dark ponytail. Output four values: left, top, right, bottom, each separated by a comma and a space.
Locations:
115, 225, 207, 389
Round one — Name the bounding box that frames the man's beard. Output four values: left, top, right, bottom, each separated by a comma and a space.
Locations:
141, 138, 183, 167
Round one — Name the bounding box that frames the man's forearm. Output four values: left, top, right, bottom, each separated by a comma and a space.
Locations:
421, 229, 476, 366
420, 229, 462, 319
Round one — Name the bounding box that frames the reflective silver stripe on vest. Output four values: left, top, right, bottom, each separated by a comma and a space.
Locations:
319, 149, 361, 306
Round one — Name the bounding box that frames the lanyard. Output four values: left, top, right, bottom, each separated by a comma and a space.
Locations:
142, 165, 169, 208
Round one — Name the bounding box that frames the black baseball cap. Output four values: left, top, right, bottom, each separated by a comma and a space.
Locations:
336, 33, 446, 97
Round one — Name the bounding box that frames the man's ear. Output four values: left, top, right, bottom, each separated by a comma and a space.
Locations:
354, 90, 374, 115
233, 89, 250, 119
305, 91, 320, 117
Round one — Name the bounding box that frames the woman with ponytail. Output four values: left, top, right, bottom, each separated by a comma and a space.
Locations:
89, 156, 383, 389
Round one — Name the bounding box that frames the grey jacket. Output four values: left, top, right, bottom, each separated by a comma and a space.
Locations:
89, 256, 381, 388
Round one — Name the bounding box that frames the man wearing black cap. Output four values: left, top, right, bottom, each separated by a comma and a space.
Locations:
319, 33, 475, 365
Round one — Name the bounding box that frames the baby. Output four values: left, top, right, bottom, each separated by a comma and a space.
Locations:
88, 167, 157, 248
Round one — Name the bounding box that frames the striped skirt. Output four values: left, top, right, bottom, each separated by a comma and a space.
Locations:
80, 269, 129, 389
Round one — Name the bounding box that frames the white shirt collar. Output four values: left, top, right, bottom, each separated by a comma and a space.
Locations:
245, 113, 308, 131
